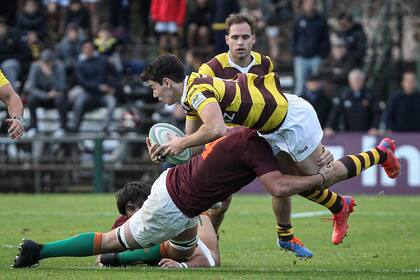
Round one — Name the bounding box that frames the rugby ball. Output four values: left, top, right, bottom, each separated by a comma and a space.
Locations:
149, 123, 192, 165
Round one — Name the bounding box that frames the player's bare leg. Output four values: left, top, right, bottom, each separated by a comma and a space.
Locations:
208, 196, 232, 234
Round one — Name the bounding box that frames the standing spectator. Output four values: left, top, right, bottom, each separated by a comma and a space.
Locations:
69, 40, 117, 133
150, 0, 186, 55
16, 0, 46, 40
56, 23, 83, 78
64, 0, 90, 35
210, 0, 240, 54
25, 49, 68, 136
0, 17, 31, 88
318, 37, 356, 97
324, 69, 380, 136
186, 0, 212, 50
385, 71, 420, 132
94, 23, 122, 73
301, 74, 331, 128
292, 0, 330, 95
336, 11, 367, 68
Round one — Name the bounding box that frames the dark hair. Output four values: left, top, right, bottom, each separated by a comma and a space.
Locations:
337, 11, 353, 22
115, 181, 151, 215
225, 13, 255, 34
140, 54, 185, 84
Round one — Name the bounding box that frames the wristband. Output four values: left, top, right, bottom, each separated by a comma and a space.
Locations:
12, 115, 24, 126
317, 172, 326, 186
180, 262, 188, 269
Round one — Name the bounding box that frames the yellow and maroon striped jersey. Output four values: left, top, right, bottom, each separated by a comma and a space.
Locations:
0, 70, 10, 87
198, 51, 274, 79
181, 72, 288, 134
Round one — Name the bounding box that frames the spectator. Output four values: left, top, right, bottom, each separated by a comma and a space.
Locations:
186, 0, 212, 50
56, 23, 83, 77
109, 0, 130, 36
385, 71, 420, 132
81, 0, 99, 35
139, 0, 151, 43
94, 23, 122, 73
23, 31, 42, 61
150, 0, 186, 55
0, 17, 31, 88
210, 0, 240, 54
64, 0, 90, 34
16, 0, 46, 40
318, 37, 356, 97
336, 11, 367, 68
301, 74, 331, 128
292, 0, 330, 95
262, 0, 293, 61
45, 1, 64, 43
69, 40, 117, 133
324, 69, 380, 136
25, 49, 68, 136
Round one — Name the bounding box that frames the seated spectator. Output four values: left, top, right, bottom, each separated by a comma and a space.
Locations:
318, 37, 356, 97
16, 0, 46, 40
324, 69, 380, 136
94, 23, 122, 72
64, 0, 90, 35
301, 74, 331, 128
56, 23, 83, 84
0, 17, 32, 88
336, 11, 367, 68
23, 31, 42, 61
45, 1, 64, 43
385, 71, 420, 132
68, 40, 117, 133
151, 0, 186, 55
186, 0, 212, 49
25, 49, 68, 136
81, 0, 99, 35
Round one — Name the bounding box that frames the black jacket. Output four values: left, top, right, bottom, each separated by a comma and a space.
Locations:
385, 90, 420, 132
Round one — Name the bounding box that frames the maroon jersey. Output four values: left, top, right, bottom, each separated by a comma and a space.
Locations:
111, 215, 128, 229
166, 127, 279, 218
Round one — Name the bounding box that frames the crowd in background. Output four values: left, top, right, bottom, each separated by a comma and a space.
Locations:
0, 0, 419, 138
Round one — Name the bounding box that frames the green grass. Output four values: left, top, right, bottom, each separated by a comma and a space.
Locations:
1, 194, 420, 279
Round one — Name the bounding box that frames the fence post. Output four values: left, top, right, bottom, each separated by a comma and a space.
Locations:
93, 137, 104, 193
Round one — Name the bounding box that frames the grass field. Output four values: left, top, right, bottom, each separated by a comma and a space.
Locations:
1, 194, 420, 279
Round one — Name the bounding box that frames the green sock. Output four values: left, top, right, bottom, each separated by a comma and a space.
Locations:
40, 232, 99, 259
117, 244, 162, 265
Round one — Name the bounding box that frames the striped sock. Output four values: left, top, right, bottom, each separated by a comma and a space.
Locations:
299, 189, 343, 214
338, 148, 387, 178
277, 224, 294, 241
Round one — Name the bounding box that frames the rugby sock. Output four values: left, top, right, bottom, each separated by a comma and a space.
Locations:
299, 189, 343, 214
338, 148, 386, 178
277, 224, 294, 241
39, 232, 102, 259
116, 243, 165, 265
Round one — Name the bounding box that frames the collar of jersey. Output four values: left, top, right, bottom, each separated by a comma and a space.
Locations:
227, 51, 256, 73
180, 75, 189, 105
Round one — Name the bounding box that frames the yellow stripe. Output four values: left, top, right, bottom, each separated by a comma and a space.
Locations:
304, 190, 321, 200
211, 23, 225, 30
0, 70, 10, 87
314, 189, 329, 203
243, 75, 265, 128
259, 74, 288, 132
324, 192, 338, 208
196, 98, 218, 115
371, 149, 380, 164
349, 155, 362, 175
251, 51, 262, 65
361, 152, 371, 169
198, 63, 215, 77
217, 53, 229, 67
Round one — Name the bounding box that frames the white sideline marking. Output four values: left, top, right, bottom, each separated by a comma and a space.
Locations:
292, 211, 330, 218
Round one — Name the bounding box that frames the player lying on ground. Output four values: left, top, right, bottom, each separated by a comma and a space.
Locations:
12, 126, 398, 268
140, 55, 401, 252
0, 70, 24, 139
97, 181, 220, 268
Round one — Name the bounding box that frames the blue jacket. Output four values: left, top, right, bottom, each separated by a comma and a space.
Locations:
293, 13, 330, 58
75, 55, 110, 95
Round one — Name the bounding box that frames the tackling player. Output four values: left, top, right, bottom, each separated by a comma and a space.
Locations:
98, 181, 220, 268
197, 13, 350, 257
13, 126, 339, 268
0, 69, 24, 139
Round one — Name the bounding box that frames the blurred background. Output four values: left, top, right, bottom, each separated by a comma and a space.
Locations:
0, 0, 419, 194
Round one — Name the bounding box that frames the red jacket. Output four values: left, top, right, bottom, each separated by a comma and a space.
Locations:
150, 0, 186, 26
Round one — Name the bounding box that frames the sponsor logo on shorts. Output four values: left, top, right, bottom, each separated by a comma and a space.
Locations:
297, 145, 308, 155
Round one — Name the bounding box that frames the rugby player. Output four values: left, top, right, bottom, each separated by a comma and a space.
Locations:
197, 13, 352, 256
13, 126, 338, 268
0, 69, 24, 139
140, 54, 401, 248
98, 181, 220, 268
